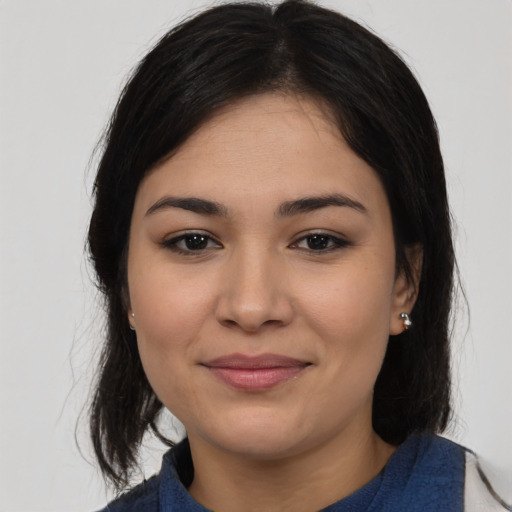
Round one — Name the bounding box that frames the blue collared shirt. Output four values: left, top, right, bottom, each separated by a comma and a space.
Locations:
99, 433, 466, 511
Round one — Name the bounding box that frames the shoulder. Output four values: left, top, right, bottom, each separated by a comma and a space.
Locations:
96, 439, 194, 512
422, 436, 512, 511
96, 474, 160, 512
386, 433, 466, 509
377, 434, 511, 511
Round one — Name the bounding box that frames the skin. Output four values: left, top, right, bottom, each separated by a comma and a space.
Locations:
127, 92, 419, 512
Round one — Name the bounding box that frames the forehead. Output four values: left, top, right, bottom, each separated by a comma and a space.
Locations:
163, 92, 342, 168
135, 92, 389, 217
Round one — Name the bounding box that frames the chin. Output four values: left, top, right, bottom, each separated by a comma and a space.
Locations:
193, 409, 318, 461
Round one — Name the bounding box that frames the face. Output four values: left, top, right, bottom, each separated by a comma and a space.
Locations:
127, 93, 414, 461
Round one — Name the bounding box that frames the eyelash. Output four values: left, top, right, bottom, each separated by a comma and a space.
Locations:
161, 232, 222, 255
161, 231, 351, 255
291, 233, 351, 253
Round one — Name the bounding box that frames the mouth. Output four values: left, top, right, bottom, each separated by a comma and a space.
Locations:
201, 353, 312, 392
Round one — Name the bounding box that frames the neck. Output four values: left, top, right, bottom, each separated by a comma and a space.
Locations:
187, 426, 396, 512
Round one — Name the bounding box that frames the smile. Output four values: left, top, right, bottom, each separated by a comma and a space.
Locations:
201, 353, 311, 391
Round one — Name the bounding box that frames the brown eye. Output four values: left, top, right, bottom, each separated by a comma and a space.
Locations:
162, 232, 222, 254
182, 234, 209, 250
293, 233, 350, 252
306, 234, 331, 250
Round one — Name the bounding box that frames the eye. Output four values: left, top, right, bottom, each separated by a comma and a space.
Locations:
292, 233, 350, 252
162, 232, 222, 254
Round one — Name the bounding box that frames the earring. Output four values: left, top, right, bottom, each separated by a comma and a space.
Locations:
400, 312, 412, 331
129, 312, 135, 331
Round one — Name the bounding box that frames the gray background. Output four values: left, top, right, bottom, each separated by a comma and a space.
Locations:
1, 0, 511, 510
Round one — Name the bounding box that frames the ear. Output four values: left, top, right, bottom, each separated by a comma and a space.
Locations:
128, 308, 135, 330
121, 272, 135, 330
389, 245, 423, 335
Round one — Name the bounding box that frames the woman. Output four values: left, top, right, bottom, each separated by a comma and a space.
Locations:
88, 1, 510, 510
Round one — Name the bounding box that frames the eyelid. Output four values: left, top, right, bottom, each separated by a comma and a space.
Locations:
159, 229, 351, 255
289, 230, 352, 252
160, 230, 222, 254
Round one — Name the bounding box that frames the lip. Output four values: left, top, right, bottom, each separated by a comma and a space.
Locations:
201, 353, 311, 391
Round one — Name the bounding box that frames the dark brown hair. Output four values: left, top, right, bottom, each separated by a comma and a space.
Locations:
88, 0, 454, 490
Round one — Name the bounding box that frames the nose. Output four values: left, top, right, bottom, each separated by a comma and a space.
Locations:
215, 245, 294, 333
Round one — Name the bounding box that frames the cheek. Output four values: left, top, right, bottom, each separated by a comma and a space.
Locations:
131, 261, 214, 340
297, 258, 395, 347
132, 291, 208, 421
294, 254, 396, 407
299, 264, 394, 417
128, 264, 216, 394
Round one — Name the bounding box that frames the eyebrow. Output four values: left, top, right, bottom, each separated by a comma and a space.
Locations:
145, 196, 229, 217
145, 193, 366, 218
277, 194, 367, 217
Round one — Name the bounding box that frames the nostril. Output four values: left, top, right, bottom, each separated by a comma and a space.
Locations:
219, 317, 289, 335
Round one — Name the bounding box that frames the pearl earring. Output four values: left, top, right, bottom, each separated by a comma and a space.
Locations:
400, 312, 412, 331
129, 312, 135, 331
